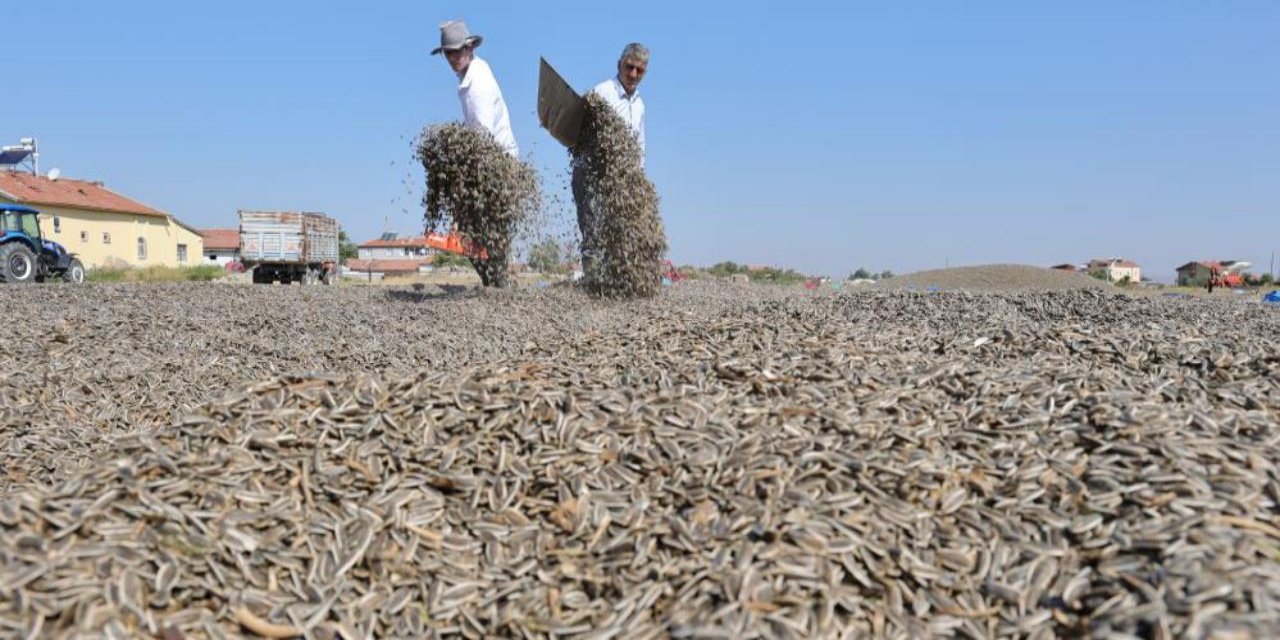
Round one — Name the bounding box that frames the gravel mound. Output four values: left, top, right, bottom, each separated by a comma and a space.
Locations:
875, 264, 1116, 292
2, 284, 1279, 638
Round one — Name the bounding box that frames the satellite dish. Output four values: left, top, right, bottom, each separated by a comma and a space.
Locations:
47, 168, 61, 181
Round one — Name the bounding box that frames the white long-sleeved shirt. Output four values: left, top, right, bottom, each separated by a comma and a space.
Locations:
458, 57, 519, 157
591, 77, 645, 164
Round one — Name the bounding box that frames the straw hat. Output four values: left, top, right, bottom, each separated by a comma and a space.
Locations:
431, 20, 483, 55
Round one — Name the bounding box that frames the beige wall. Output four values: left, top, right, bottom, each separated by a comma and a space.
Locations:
170, 224, 205, 267
0, 200, 204, 269
1107, 266, 1141, 283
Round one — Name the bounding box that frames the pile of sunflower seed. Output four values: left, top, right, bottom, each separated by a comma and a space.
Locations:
417, 124, 541, 288
571, 94, 668, 298
3, 284, 1279, 639
876, 264, 1117, 292
0, 282, 792, 491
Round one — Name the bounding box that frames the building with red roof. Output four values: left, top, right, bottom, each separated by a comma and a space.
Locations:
0, 170, 203, 269
357, 235, 436, 260
1086, 258, 1142, 284
198, 228, 240, 266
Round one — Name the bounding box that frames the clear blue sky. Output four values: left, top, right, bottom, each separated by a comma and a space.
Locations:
3, 1, 1277, 280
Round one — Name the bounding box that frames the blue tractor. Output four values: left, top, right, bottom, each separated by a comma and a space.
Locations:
0, 204, 86, 283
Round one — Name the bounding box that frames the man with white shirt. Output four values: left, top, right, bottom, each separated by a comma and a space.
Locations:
432, 20, 518, 287
573, 43, 649, 275
433, 20, 519, 157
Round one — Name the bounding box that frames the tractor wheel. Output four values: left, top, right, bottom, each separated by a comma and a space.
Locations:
0, 243, 39, 284
62, 258, 86, 284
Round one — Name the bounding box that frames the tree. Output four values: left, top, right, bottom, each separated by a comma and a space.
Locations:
879, 270, 895, 280
338, 230, 359, 264
677, 265, 703, 280
432, 251, 471, 268
850, 268, 872, 280
527, 237, 562, 274
708, 262, 746, 277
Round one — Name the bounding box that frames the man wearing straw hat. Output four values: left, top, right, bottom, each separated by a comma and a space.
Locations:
432, 20, 519, 157
431, 20, 518, 288
573, 43, 650, 276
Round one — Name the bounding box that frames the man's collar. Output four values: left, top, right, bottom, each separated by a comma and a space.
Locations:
458, 56, 482, 86
612, 77, 639, 101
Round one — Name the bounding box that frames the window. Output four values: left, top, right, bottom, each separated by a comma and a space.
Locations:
137, 237, 147, 261
53, 217, 61, 234
177, 244, 188, 263
19, 214, 39, 237
103, 232, 111, 244
80, 230, 88, 243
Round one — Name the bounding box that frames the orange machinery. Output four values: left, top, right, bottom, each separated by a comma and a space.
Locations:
1209, 269, 1245, 289
426, 231, 487, 260
661, 260, 685, 282
1208, 261, 1251, 289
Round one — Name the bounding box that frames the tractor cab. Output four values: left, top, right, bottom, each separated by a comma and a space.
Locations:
0, 205, 85, 284
0, 205, 43, 241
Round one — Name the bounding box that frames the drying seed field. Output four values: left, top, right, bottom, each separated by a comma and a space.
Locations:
2, 281, 1279, 639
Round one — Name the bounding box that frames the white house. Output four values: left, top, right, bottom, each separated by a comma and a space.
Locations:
199, 228, 240, 266
1087, 258, 1141, 284
358, 235, 434, 260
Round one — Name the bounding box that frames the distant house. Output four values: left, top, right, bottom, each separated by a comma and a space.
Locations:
358, 235, 434, 260
1175, 260, 1252, 286
1050, 263, 1079, 272
0, 171, 202, 269
199, 228, 240, 266
1176, 261, 1215, 286
1086, 258, 1141, 284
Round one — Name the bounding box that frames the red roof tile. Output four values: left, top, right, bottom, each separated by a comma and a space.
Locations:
199, 228, 240, 251
0, 171, 167, 218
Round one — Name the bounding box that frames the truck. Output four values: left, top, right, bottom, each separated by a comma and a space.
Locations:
238, 210, 339, 285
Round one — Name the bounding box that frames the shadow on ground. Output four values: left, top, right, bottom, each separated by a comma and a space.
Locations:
382, 284, 474, 303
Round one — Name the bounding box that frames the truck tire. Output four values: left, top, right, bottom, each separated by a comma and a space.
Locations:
62, 258, 86, 283
0, 243, 39, 284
